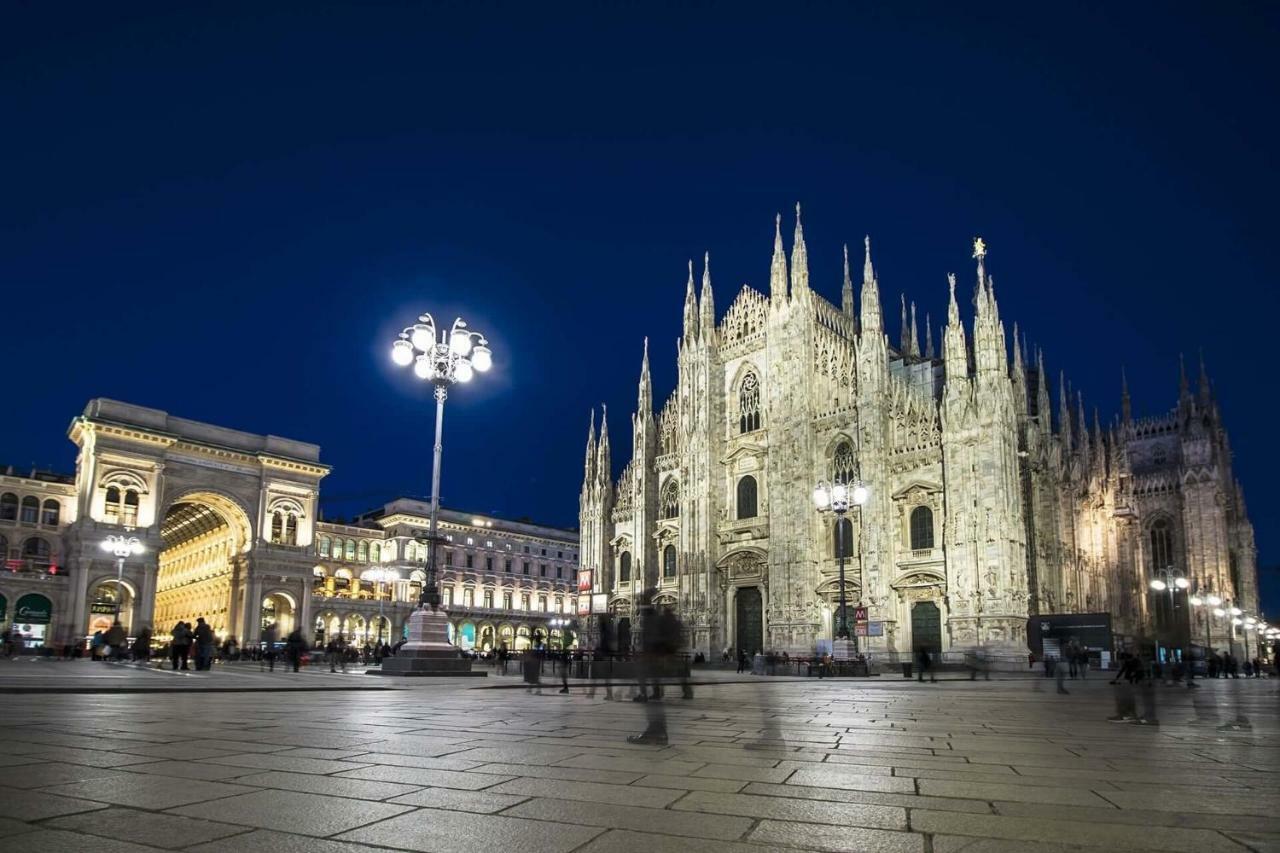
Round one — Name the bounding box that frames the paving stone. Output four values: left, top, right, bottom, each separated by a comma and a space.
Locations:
386, 786, 530, 813
123, 760, 261, 781
336, 806, 604, 852
909, 809, 1247, 853
335, 764, 513, 789
692, 762, 796, 783
188, 828, 392, 853
634, 773, 748, 792
27, 747, 160, 767
469, 761, 642, 784
748, 820, 924, 853
0, 762, 139, 788
786, 765, 918, 792
505, 796, 753, 840
0, 787, 109, 820
335, 751, 484, 771
1099, 788, 1279, 816
0, 817, 33, 837
674, 790, 909, 829
46, 806, 248, 849
0, 828, 173, 853
201, 753, 372, 775
170, 788, 414, 836
489, 777, 682, 807
558, 752, 707, 776
930, 835, 1160, 853
918, 779, 1113, 806
1224, 832, 1280, 853
229, 770, 422, 800
573, 828, 803, 853
122, 743, 244, 761
40, 774, 254, 810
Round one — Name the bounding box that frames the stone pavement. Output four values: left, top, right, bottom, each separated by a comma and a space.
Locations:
0, 669, 1274, 853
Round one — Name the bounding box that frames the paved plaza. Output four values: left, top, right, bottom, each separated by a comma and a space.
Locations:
0, 665, 1275, 853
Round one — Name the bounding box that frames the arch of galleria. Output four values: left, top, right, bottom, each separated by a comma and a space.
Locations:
0, 399, 578, 651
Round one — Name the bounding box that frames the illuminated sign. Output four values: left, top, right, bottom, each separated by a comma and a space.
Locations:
578, 569, 593, 593
591, 593, 608, 614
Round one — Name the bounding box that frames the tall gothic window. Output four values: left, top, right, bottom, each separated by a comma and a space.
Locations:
619, 551, 632, 584
661, 479, 680, 519
736, 475, 758, 519
833, 441, 856, 483
833, 517, 854, 558
738, 372, 761, 433
909, 506, 934, 550
1149, 519, 1174, 571
663, 544, 676, 579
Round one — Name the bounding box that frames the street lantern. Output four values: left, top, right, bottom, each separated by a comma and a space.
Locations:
813, 477, 869, 643
100, 534, 144, 621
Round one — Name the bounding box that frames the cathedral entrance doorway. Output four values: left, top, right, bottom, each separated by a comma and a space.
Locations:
155, 493, 251, 638
736, 586, 763, 655
911, 601, 941, 654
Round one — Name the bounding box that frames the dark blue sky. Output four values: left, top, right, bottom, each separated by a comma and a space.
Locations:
3, 4, 1277, 610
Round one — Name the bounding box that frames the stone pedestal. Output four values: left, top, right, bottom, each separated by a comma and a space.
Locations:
374, 606, 486, 677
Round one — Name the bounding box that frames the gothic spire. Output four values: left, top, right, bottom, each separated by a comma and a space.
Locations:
900, 294, 910, 352
973, 236, 988, 305
1120, 367, 1132, 423
770, 213, 788, 308
582, 408, 597, 489
699, 251, 716, 339
924, 313, 935, 359
789, 202, 809, 295
596, 403, 611, 485
1058, 371, 1072, 448
1077, 391, 1089, 457
1037, 349, 1052, 426
638, 337, 652, 414
943, 273, 968, 384
1198, 349, 1212, 403
841, 243, 855, 318
859, 235, 882, 333
1011, 322, 1024, 374
682, 260, 698, 342
909, 301, 920, 357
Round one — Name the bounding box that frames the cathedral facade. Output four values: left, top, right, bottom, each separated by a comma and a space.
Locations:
579, 208, 1260, 662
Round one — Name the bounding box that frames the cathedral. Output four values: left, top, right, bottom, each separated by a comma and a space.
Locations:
578, 206, 1260, 662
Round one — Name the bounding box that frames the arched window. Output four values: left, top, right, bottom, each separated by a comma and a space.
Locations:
910, 506, 934, 550
318, 537, 331, 558
19, 496, 38, 524
737, 476, 758, 519
833, 441, 856, 483
122, 490, 139, 526
833, 517, 854, 558
283, 513, 298, 546
103, 487, 121, 523
271, 512, 285, 544
345, 539, 356, 561
738, 372, 762, 433
660, 479, 680, 519
0, 493, 16, 521
22, 537, 51, 566
663, 544, 677, 579
1150, 519, 1174, 571
619, 551, 632, 585
358, 541, 369, 562
40, 499, 60, 526
371, 543, 381, 563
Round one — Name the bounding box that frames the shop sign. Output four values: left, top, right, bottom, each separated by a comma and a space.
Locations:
90, 602, 117, 615
14, 593, 52, 625
854, 621, 884, 637
578, 569, 593, 593
577, 595, 591, 616
852, 606, 868, 622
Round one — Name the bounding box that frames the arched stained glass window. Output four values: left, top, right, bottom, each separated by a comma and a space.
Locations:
738, 372, 762, 433
663, 544, 676, 579
661, 479, 680, 519
736, 476, 757, 519
619, 551, 632, 585
910, 506, 934, 550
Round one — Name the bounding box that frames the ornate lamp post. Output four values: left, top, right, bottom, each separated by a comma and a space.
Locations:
1187, 591, 1221, 658
100, 534, 144, 622
1149, 567, 1189, 660
382, 313, 492, 677
813, 478, 869, 647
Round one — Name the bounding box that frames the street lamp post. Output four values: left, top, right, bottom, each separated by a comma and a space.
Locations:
813, 478, 869, 649
381, 313, 492, 677
100, 534, 144, 623
1149, 567, 1189, 663
1187, 591, 1221, 660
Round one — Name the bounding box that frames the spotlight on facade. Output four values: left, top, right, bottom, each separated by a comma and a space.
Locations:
1174, 576, 1190, 590
1206, 594, 1223, 606
1149, 578, 1167, 591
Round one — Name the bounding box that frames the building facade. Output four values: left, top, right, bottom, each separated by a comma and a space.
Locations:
0, 399, 578, 651
579, 209, 1261, 661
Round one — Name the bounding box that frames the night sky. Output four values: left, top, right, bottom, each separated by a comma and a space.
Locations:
3, 4, 1277, 612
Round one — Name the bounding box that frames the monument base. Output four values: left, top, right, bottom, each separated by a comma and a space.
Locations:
371, 605, 486, 678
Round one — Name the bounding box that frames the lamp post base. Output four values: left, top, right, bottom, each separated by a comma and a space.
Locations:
373, 606, 485, 678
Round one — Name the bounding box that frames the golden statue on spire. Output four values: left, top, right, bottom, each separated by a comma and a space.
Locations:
972, 236, 987, 260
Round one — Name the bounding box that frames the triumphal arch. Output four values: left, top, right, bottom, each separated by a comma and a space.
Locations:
60, 399, 328, 644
